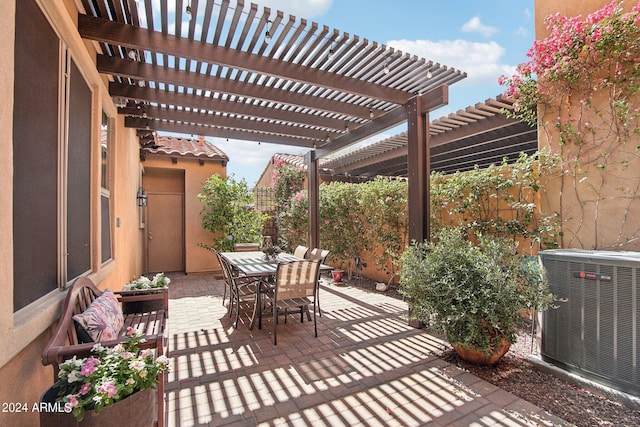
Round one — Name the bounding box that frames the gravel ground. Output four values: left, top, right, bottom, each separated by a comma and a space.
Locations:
343, 276, 640, 427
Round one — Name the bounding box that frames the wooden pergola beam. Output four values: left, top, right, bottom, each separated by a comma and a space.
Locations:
79, 14, 412, 105
125, 117, 315, 147
315, 85, 447, 158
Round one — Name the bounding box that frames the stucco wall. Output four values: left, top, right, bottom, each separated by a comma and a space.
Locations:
535, 0, 640, 250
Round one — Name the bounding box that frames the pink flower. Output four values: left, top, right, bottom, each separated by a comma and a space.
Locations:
129, 360, 146, 371
80, 357, 99, 376
140, 349, 154, 358
98, 381, 117, 398
79, 383, 92, 396
126, 326, 136, 336
64, 394, 80, 413
119, 351, 135, 360
324, 220, 330, 225
65, 394, 79, 408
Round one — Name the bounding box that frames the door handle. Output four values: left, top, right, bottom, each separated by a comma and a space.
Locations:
148, 232, 153, 240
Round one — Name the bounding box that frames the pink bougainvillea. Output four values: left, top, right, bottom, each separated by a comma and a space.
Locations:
500, 0, 640, 134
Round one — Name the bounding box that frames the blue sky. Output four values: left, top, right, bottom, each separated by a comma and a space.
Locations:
196, 0, 536, 185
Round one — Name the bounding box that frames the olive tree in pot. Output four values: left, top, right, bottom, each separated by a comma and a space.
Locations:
198, 174, 266, 251
399, 227, 556, 365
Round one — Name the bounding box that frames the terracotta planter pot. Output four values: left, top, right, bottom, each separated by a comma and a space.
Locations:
39, 386, 156, 427
331, 269, 344, 282
453, 338, 511, 365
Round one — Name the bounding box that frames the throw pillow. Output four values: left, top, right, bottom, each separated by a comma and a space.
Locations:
72, 290, 124, 342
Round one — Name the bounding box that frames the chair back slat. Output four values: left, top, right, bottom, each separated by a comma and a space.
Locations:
293, 245, 309, 259
275, 260, 320, 301
307, 248, 330, 263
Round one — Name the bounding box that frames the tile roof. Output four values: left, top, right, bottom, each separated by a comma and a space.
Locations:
143, 135, 229, 161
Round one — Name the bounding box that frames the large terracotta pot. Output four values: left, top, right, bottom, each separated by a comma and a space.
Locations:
39, 386, 156, 427
454, 338, 511, 365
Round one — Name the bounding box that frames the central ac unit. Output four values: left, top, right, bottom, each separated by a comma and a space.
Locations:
539, 249, 639, 396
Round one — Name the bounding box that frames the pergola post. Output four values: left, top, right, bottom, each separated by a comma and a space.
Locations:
406, 87, 448, 244
406, 96, 430, 244
305, 150, 320, 249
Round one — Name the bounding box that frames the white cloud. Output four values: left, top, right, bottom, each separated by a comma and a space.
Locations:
515, 26, 529, 38
217, 138, 308, 185
388, 39, 516, 86
461, 17, 498, 38
249, 0, 332, 19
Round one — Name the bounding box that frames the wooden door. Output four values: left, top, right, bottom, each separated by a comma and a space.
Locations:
147, 193, 184, 273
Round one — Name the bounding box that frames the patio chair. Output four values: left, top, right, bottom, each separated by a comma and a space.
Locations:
214, 251, 260, 328
306, 248, 330, 317
233, 242, 261, 252
293, 245, 309, 258
265, 260, 321, 345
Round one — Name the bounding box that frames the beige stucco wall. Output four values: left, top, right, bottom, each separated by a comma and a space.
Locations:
535, 0, 640, 250
0, 0, 145, 420
142, 154, 227, 273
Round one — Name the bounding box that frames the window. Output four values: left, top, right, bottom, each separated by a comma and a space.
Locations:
12, 0, 60, 311
66, 59, 92, 280
13, 0, 94, 311
101, 112, 113, 263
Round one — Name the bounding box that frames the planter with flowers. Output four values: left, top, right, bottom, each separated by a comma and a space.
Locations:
120, 273, 170, 316
40, 329, 169, 426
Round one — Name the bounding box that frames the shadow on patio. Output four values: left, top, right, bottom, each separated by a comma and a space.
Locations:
165, 273, 568, 427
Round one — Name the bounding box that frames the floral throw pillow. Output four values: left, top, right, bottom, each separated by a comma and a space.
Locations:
72, 290, 124, 342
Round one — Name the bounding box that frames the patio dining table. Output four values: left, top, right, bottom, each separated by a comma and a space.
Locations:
219, 251, 331, 329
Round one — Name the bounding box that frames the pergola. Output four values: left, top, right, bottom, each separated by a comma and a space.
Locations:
78, 0, 468, 245
322, 95, 537, 178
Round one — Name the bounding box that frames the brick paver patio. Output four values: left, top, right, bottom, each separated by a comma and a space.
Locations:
165, 272, 569, 426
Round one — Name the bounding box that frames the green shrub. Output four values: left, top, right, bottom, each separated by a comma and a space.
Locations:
399, 227, 556, 356
199, 174, 266, 251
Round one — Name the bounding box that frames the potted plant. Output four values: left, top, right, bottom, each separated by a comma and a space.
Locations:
121, 273, 170, 315
331, 268, 344, 283
399, 227, 556, 365
40, 329, 169, 425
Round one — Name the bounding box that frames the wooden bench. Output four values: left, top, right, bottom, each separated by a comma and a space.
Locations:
41, 276, 167, 427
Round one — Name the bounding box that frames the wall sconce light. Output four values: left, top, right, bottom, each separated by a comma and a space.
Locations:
136, 187, 148, 207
